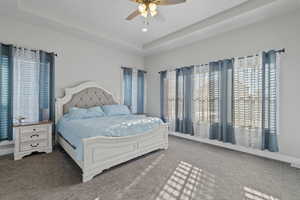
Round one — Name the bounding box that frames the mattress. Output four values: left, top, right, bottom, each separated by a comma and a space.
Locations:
57, 115, 163, 160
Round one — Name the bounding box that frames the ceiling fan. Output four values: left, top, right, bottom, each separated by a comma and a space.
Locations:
126, 0, 186, 21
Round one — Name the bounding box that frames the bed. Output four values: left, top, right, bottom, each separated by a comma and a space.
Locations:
55, 81, 168, 182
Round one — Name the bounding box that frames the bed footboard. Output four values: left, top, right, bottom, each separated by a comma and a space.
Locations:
81, 124, 168, 182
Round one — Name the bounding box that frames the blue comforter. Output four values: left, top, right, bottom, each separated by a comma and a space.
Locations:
57, 115, 163, 160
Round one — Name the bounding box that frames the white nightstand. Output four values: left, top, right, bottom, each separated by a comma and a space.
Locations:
13, 121, 53, 160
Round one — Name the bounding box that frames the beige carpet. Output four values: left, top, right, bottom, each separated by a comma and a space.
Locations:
0, 136, 299, 200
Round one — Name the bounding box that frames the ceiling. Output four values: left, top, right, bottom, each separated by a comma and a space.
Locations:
0, 0, 299, 55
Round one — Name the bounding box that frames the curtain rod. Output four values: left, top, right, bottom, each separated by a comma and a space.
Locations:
1, 42, 58, 57
158, 48, 285, 74
14, 46, 58, 57
121, 66, 147, 73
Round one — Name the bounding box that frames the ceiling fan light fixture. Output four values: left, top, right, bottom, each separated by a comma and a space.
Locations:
150, 10, 157, 17
141, 10, 148, 18
138, 3, 147, 12
149, 3, 157, 12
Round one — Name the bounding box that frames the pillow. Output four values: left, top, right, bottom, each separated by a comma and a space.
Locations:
86, 106, 106, 118
102, 104, 131, 116
66, 106, 105, 120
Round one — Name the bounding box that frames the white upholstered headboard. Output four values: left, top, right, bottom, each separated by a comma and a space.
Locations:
55, 81, 119, 123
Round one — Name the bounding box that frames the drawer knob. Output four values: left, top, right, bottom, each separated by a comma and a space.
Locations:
33, 128, 36, 131
30, 134, 39, 138
30, 143, 39, 148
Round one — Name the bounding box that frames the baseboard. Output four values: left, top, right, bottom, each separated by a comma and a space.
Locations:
291, 163, 300, 169
169, 132, 300, 168
0, 145, 13, 156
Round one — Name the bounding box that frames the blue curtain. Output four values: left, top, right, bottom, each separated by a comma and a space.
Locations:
176, 67, 194, 135
0, 44, 13, 141
137, 70, 145, 114
262, 50, 279, 152
209, 59, 235, 144
39, 51, 55, 123
123, 67, 133, 109
160, 71, 167, 122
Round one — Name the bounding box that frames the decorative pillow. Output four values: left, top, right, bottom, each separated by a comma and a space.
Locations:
102, 104, 131, 116
66, 106, 105, 120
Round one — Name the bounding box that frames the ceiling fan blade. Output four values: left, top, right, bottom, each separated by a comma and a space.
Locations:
154, 0, 186, 5
126, 10, 140, 20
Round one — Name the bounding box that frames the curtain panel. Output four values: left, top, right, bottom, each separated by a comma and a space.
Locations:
233, 54, 263, 149
208, 59, 235, 144
261, 50, 279, 152
160, 71, 167, 122
0, 44, 13, 141
137, 70, 145, 114
176, 67, 194, 135
193, 65, 210, 139
122, 67, 133, 108
233, 52, 279, 152
160, 70, 177, 132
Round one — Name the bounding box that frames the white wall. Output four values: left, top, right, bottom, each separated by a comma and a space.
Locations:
0, 17, 144, 101
145, 11, 300, 159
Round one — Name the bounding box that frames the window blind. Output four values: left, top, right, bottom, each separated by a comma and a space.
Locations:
233, 55, 263, 129
13, 48, 54, 124
13, 49, 40, 124
193, 65, 210, 123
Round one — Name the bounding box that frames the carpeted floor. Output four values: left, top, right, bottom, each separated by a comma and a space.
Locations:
0, 136, 299, 200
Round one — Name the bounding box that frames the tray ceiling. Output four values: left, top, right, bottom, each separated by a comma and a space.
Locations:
0, 0, 299, 55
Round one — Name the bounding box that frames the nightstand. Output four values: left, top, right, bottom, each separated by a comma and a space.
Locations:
13, 121, 53, 160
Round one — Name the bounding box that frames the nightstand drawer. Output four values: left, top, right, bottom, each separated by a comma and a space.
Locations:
21, 140, 48, 152
20, 131, 48, 142
20, 125, 48, 134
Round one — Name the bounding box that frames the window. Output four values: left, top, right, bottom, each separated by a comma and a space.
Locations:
13, 49, 41, 123
233, 55, 263, 129
160, 50, 281, 152
0, 44, 55, 141
122, 67, 146, 114
193, 65, 210, 124
13, 49, 53, 124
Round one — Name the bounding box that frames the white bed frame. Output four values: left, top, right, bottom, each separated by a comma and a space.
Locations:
56, 81, 168, 182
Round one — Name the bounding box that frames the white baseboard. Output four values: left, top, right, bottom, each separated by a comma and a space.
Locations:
0, 145, 13, 156
169, 132, 300, 168
0, 140, 14, 156
291, 163, 300, 169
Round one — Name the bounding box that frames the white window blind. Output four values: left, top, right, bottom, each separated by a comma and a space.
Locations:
13, 48, 40, 124
166, 70, 176, 132
233, 55, 263, 129
193, 65, 210, 124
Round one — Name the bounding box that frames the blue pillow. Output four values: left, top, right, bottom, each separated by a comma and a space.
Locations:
102, 104, 131, 116
66, 106, 105, 120
86, 106, 106, 118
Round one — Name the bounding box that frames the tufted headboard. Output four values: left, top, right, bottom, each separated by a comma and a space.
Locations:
56, 81, 119, 123
63, 87, 117, 113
